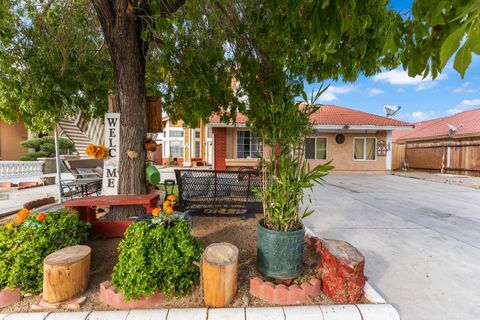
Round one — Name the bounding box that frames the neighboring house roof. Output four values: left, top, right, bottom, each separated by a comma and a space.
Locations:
209, 105, 411, 129
393, 108, 480, 142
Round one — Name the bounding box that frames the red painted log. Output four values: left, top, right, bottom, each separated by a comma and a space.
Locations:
319, 239, 366, 303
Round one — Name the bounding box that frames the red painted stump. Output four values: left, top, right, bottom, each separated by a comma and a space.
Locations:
318, 239, 366, 303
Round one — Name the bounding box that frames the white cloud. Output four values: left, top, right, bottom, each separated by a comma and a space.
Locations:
458, 98, 480, 107
397, 88, 406, 93
446, 98, 480, 115
372, 69, 447, 92
317, 85, 355, 102
453, 82, 478, 94
365, 88, 384, 96
411, 111, 436, 121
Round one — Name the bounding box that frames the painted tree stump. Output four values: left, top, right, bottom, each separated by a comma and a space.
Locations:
202, 242, 239, 307
43, 245, 91, 304
319, 239, 366, 303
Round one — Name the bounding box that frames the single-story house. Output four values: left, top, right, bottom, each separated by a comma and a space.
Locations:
393, 108, 480, 176
209, 105, 412, 173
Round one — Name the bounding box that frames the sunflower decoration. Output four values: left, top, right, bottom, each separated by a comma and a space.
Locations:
85, 144, 108, 160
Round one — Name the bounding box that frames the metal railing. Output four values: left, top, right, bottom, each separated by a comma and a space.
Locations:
0, 161, 44, 178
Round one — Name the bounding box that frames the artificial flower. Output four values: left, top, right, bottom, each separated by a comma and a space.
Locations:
36, 213, 47, 222
85, 144, 96, 156
152, 208, 161, 217
162, 200, 171, 210
166, 195, 177, 202
15, 216, 25, 224
17, 208, 30, 219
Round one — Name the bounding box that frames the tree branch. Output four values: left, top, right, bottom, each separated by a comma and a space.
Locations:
91, 0, 115, 41
158, 0, 186, 17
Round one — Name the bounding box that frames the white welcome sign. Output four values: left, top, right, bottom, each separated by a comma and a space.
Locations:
102, 113, 120, 195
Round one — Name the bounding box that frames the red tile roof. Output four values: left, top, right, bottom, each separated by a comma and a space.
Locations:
209, 105, 411, 128
393, 108, 480, 142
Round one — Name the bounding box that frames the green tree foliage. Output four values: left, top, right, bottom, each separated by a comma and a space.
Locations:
111, 220, 202, 301
0, 1, 112, 132
0, 210, 90, 293
401, 0, 480, 79
19, 136, 74, 160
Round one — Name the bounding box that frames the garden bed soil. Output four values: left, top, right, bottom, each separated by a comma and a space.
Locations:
1, 214, 368, 313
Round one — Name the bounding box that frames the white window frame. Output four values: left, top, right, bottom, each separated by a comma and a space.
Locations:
193, 129, 201, 159
353, 137, 377, 161
304, 136, 328, 160
235, 129, 263, 159
169, 129, 184, 138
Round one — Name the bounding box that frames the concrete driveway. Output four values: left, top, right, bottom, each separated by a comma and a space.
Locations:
303, 174, 480, 320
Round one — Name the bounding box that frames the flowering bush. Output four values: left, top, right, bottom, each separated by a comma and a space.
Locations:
85, 143, 108, 159
111, 219, 201, 301
0, 210, 90, 293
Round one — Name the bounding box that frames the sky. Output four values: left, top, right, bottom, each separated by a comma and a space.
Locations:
303, 0, 480, 124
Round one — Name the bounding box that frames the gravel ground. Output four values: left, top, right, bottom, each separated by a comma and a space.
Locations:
2, 214, 338, 312
392, 170, 480, 189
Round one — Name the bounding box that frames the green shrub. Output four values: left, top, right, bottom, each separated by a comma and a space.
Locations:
0, 210, 90, 293
111, 220, 202, 301
20, 136, 75, 160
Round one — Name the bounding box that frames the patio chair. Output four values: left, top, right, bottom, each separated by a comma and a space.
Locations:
61, 159, 104, 199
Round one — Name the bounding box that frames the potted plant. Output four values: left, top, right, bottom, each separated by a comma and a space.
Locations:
254, 90, 333, 279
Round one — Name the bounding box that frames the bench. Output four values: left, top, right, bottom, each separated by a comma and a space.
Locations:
175, 169, 262, 218
64, 194, 160, 237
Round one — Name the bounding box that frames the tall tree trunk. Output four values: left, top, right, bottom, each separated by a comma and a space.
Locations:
92, 0, 148, 220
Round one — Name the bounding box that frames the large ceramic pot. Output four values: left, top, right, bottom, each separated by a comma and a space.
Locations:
256, 219, 304, 279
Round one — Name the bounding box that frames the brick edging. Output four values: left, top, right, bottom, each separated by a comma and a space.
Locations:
23, 197, 55, 210
0, 287, 20, 308
100, 281, 167, 309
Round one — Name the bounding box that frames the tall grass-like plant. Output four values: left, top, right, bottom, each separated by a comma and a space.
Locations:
253, 89, 333, 232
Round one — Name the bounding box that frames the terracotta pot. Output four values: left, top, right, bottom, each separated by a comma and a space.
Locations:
144, 138, 158, 152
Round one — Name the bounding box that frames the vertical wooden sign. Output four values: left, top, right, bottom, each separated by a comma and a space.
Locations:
102, 113, 120, 195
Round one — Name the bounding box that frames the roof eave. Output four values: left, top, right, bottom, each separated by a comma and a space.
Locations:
312, 124, 413, 131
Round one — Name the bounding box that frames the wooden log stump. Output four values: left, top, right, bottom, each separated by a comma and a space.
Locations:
319, 239, 366, 303
43, 245, 91, 304
202, 242, 239, 307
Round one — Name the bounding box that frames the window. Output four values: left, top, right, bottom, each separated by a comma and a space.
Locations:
169, 130, 184, 138
194, 141, 201, 158
169, 141, 183, 157
207, 127, 212, 138
354, 137, 376, 160
195, 131, 200, 139
304, 137, 327, 160
237, 130, 263, 158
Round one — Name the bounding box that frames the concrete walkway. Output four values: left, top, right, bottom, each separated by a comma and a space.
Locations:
303, 174, 480, 320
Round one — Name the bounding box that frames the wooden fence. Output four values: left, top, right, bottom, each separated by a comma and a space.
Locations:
392, 140, 480, 176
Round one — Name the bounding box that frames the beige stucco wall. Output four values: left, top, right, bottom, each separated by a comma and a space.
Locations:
306, 131, 387, 173
0, 120, 29, 160
222, 128, 388, 173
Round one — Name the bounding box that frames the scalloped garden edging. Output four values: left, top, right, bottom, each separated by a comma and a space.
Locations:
0, 287, 20, 308
249, 236, 324, 305
100, 281, 167, 309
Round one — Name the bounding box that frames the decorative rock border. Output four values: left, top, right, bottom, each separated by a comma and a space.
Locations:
0, 287, 20, 308
100, 281, 166, 309
23, 197, 55, 210
249, 277, 321, 305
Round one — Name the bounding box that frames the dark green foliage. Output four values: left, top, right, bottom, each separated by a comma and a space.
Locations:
20, 136, 74, 160
0, 211, 90, 293
111, 220, 202, 301
401, 0, 479, 78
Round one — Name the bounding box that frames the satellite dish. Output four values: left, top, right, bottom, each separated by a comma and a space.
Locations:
447, 123, 464, 136
384, 105, 401, 117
